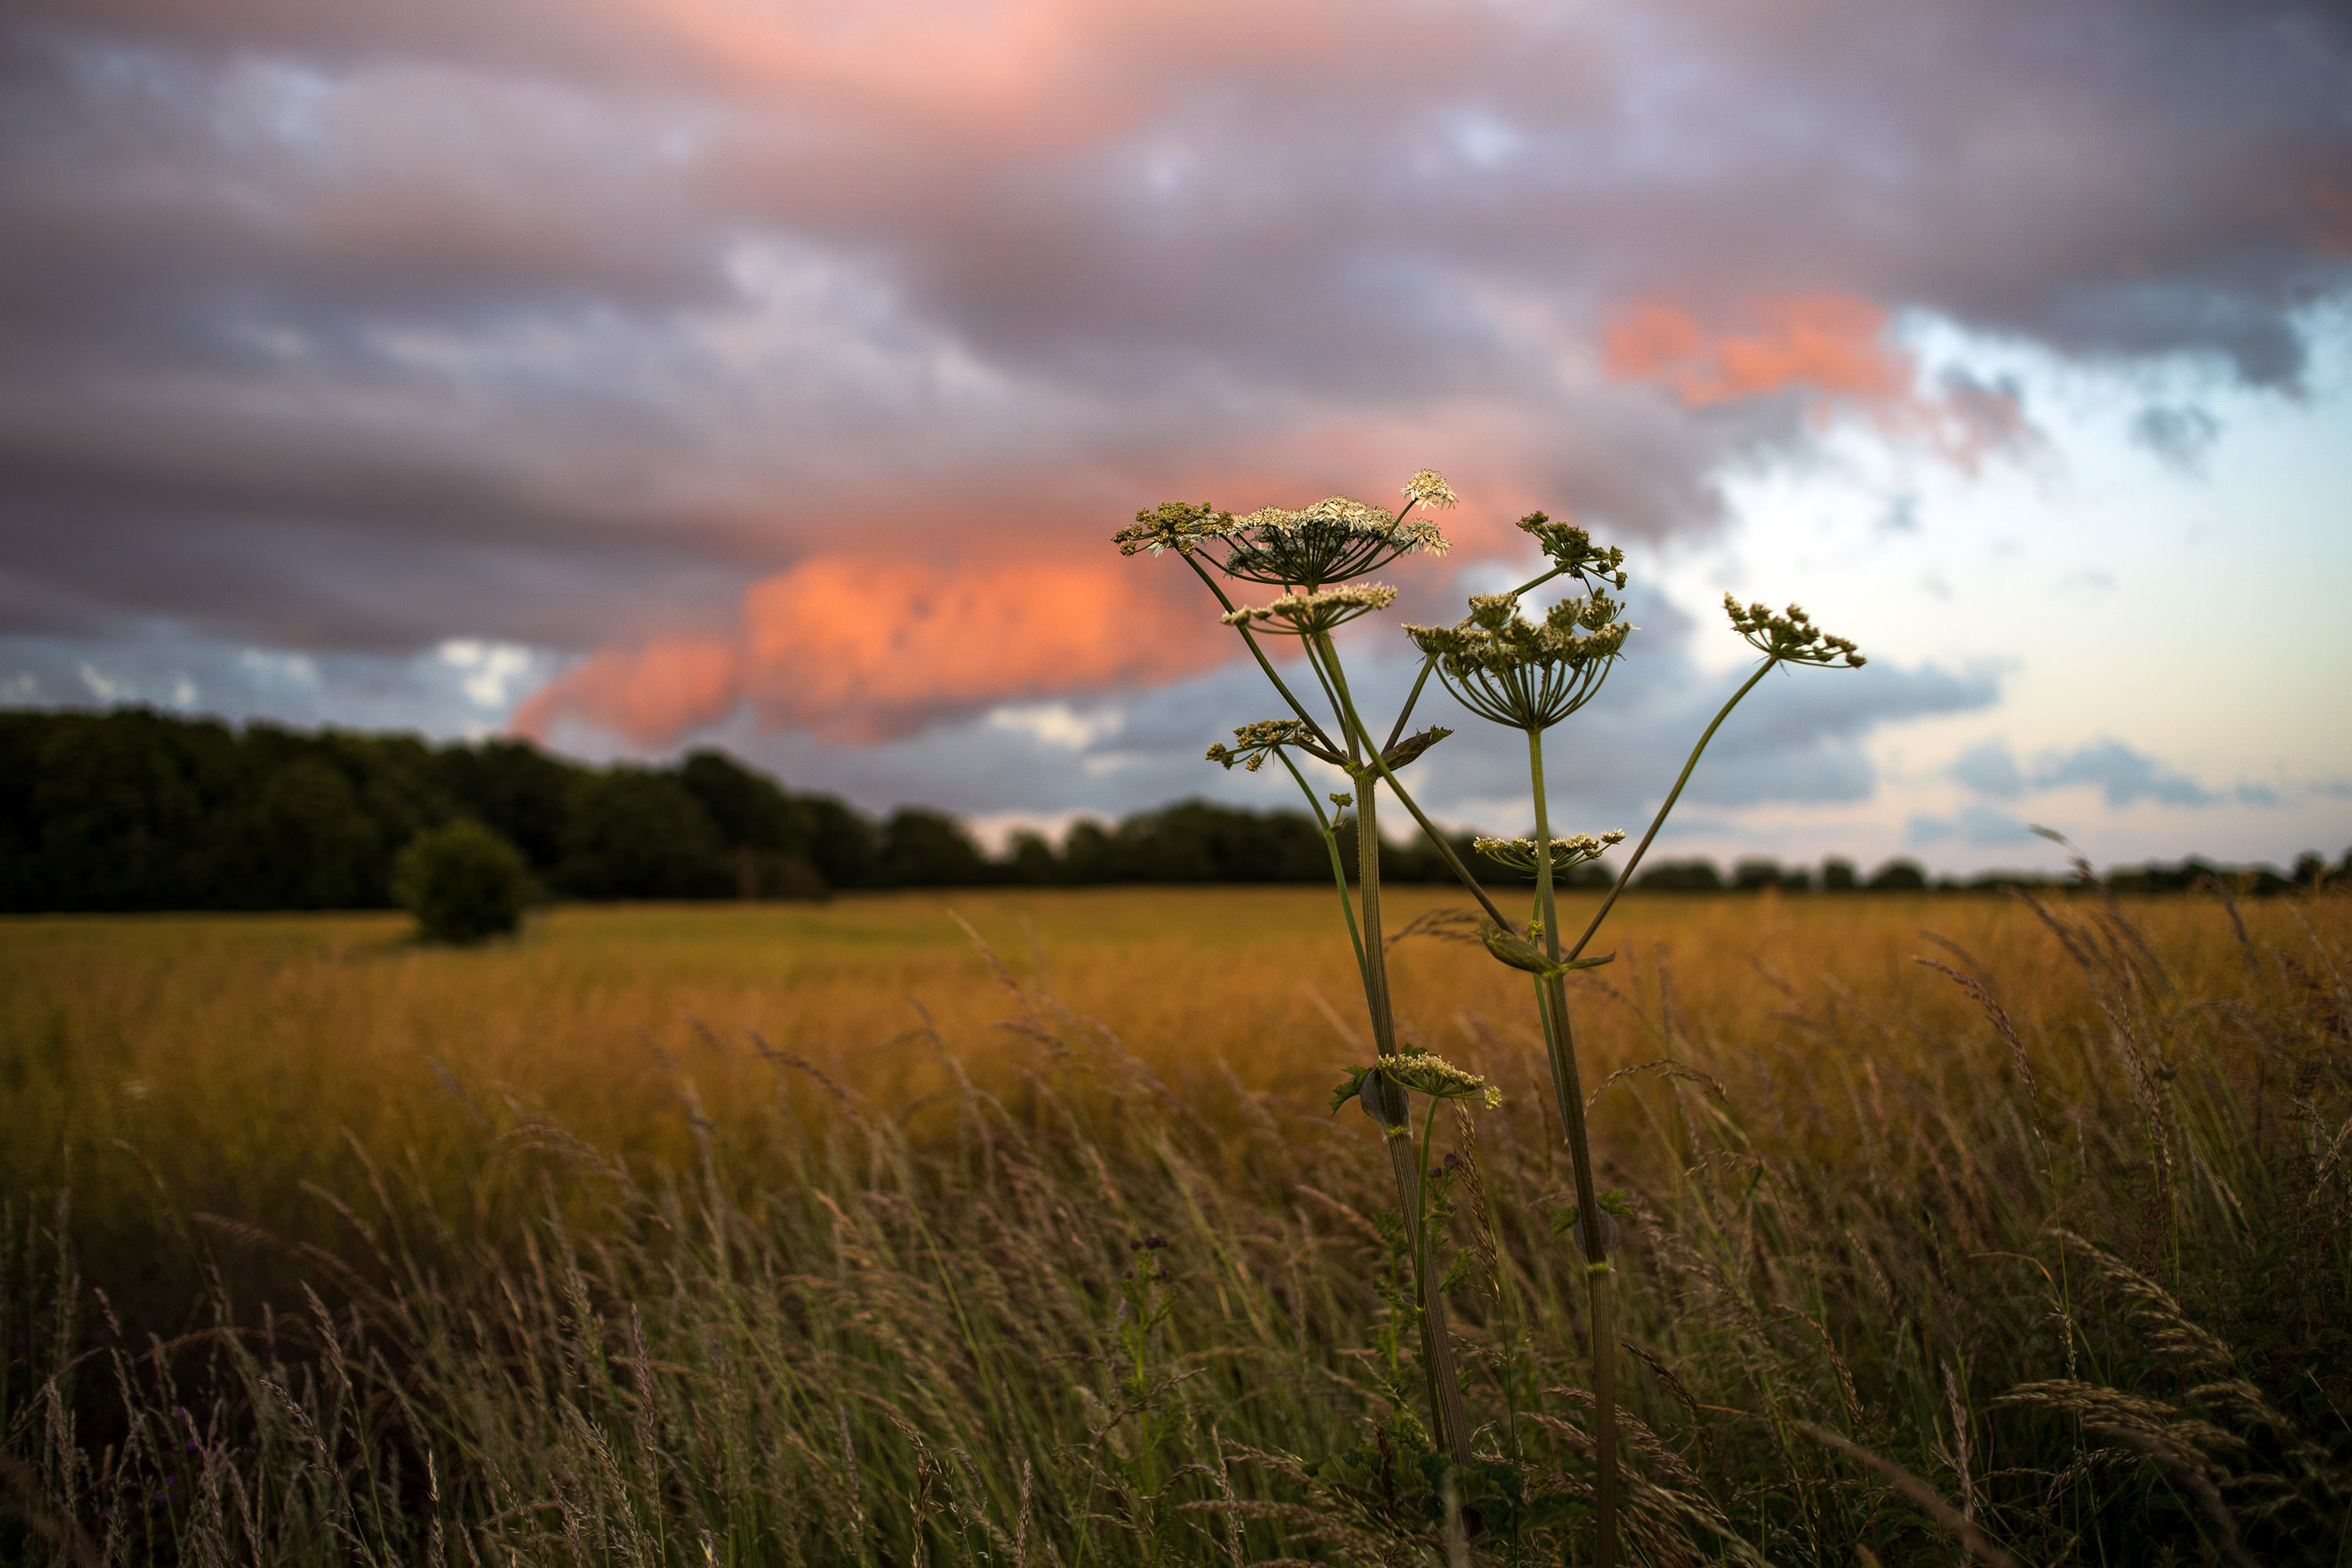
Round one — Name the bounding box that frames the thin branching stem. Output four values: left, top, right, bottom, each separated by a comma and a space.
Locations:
1319, 640, 1512, 932
1564, 655, 1779, 962
1180, 552, 1342, 754
1379, 564, 1570, 752
1277, 746, 1368, 989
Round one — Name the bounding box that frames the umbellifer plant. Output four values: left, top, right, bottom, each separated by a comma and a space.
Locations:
1114, 473, 1863, 1565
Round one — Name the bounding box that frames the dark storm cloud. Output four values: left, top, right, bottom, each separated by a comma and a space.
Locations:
2, 0, 2348, 759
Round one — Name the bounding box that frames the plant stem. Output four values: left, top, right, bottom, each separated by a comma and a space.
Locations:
1180, 553, 1342, 755
1528, 724, 1619, 1568
1301, 634, 1361, 765
1564, 656, 1778, 962
1332, 661, 1472, 1468
1377, 565, 1568, 753
1320, 644, 1512, 933
1276, 747, 1367, 989
1381, 655, 1439, 753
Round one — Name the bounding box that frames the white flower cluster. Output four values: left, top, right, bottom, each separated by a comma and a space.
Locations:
1219, 583, 1399, 636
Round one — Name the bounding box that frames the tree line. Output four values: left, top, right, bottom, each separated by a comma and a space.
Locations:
0, 707, 1483, 913
1, 707, 2336, 913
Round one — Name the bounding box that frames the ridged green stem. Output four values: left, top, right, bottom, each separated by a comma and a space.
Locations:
1324, 644, 1472, 1468
1276, 747, 1368, 992
1529, 726, 1619, 1568
1180, 553, 1343, 757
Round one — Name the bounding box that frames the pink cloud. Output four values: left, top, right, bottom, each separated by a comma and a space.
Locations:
514, 549, 1232, 747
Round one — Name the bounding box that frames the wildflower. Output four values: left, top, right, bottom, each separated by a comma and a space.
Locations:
1724, 596, 1866, 667
1403, 589, 1631, 731
1113, 500, 1245, 557
1331, 1047, 1501, 1118
1517, 511, 1628, 588
1221, 583, 1399, 638
1474, 829, 1627, 877
1402, 469, 1460, 509
1206, 717, 1341, 771
1185, 480, 1454, 588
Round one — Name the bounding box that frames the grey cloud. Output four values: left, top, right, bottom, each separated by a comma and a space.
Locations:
0, 622, 557, 735
1951, 739, 2026, 798
2032, 739, 2216, 808
2129, 404, 2223, 474
1908, 803, 2037, 847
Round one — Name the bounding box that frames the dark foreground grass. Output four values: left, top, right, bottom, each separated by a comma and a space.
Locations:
4, 884, 2350, 1565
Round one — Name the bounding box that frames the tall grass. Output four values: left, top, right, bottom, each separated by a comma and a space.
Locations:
3, 885, 2348, 1564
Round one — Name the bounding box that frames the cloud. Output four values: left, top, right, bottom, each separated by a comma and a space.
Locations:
2129, 403, 2222, 474
1908, 803, 2037, 847
2031, 739, 2217, 808
1944, 734, 2333, 818
1951, 739, 2025, 798
1603, 295, 1912, 410
517, 553, 1229, 746
0, 0, 2347, 762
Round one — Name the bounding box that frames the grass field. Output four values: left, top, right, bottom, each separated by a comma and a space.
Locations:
5, 886, 2350, 1564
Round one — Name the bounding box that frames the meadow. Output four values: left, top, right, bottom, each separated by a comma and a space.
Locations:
3, 884, 2348, 1565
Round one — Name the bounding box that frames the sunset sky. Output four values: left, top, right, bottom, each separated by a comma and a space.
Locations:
5, 0, 2349, 873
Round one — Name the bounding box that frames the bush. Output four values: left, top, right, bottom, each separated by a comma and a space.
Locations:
392, 820, 534, 944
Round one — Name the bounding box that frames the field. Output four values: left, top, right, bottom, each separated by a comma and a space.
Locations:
4, 886, 2350, 1565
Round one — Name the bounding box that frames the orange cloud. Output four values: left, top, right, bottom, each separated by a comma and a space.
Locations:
515, 552, 1229, 748
1603, 292, 1912, 408
513, 635, 742, 748
1602, 291, 2035, 469
605, 0, 1359, 155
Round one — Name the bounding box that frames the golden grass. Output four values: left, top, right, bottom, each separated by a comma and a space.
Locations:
3, 886, 2349, 1565
2, 887, 2329, 1220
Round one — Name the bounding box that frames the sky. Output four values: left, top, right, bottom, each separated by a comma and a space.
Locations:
4, 0, 2349, 875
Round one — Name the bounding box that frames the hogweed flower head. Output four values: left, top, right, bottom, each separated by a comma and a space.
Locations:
1403, 589, 1630, 730
1114, 500, 1246, 557
1402, 470, 1460, 510
1124, 475, 1454, 590
1205, 718, 1317, 772
1726, 597, 1866, 667
1475, 829, 1626, 878
1518, 511, 1628, 589
1330, 1047, 1501, 1123
1221, 583, 1398, 638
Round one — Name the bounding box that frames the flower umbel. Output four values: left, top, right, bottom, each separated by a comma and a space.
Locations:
1475, 829, 1627, 877
1725, 597, 1867, 667
1402, 470, 1460, 510
1221, 583, 1399, 638
1518, 511, 1628, 589
1113, 500, 1245, 557
1114, 474, 1455, 590
1403, 589, 1631, 730
1330, 1047, 1502, 1120
1205, 718, 1341, 771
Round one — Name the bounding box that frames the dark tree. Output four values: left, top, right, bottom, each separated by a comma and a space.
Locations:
557, 768, 730, 899
1635, 859, 1724, 891
394, 820, 535, 943
1866, 858, 1928, 891
873, 809, 993, 887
